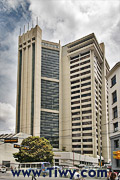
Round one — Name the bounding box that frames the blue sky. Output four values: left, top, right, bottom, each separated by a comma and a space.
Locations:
0, 0, 120, 133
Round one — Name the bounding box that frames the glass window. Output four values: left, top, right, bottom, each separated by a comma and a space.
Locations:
83, 139, 92, 142
112, 90, 117, 104
83, 145, 93, 148
114, 122, 118, 132
72, 139, 81, 142
114, 139, 119, 148
41, 80, 59, 111
72, 145, 81, 148
40, 111, 59, 148
116, 159, 120, 167
41, 48, 59, 79
82, 127, 92, 131
113, 106, 118, 119
111, 75, 116, 87
26, 164, 30, 168
21, 164, 25, 168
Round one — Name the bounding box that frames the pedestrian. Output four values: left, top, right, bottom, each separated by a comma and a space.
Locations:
109, 172, 117, 180
32, 173, 37, 180
118, 172, 120, 180
74, 169, 81, 180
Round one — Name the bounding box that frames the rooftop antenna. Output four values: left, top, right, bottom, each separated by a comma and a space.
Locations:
20, 28, 21, 36
24, 25, 25, 33
32, 21, 33, 28
36, 17, 38, 25
28, 23, 29, 31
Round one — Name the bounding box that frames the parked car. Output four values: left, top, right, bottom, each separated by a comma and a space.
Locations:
0, 166, 6, 173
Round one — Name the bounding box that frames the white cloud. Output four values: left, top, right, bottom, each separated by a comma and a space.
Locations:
0, 102, 15, 133
29, 0, 120, 68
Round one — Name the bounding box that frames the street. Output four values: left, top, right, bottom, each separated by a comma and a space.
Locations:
0, 171, 107, 180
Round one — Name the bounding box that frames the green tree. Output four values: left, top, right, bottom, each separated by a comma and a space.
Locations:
13, 136, 54, 164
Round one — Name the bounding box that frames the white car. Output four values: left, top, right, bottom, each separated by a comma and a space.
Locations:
0, 166, 6, 173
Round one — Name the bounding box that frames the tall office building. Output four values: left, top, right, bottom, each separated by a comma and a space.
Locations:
16, 25, 110, 162
16, 25, 61, 148
61, 33, 110, 163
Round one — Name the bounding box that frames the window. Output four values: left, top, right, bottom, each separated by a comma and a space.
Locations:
71, 90, 80, 94
72, 117, 80, 121
71, 101, 80, 105
71, 80, 80, 84
82, 110, 92, 114
82, 133, 92, 136
82, 127, 92, 131
82, 115, 92, 120
82, 121, 92, 125
72, 122, 81, 126
82, 104, 91, 108
72, 128, 81, 132
80, 65, 90, 71
71, 95, 80, 100
72, 145, 81, 148
114, 122, 118, 132
81, 98, 91, 103
71, 85, 80, 89
112, 91, 117, 104
81, 70, 90, 76
81, 82, 91, 87
114, 139, 119, 148
83, 139, 92, 142
72, 111, 80, 116
72, 139, 81, 142
83, 151, 93, 154
72, 133, 81, 137
81, 93, 91, 98
71, 106, 80, 110
111, 75, 116, 87
83, 145, 93, 148
81, 76, 91, 82
113, 106, 118, 119
116, 159, 120, 167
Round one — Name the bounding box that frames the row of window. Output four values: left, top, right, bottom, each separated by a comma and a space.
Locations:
72, 139, 92, 143
72, 127, 92, 131
70, 60, 90, 69
71, 93, 91, 100
72, 110, 92, 116
70, 70, 91, 79
72, 133, 92, 137
71, 98, 91, 105
72, 115, 92, 121
70, 65, 90, 74
72, 145, 93, 148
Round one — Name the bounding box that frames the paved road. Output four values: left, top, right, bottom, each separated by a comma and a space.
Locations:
0, 172, 107, 180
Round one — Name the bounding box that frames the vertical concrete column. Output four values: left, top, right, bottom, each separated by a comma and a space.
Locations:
33, 26, 42, 136
59, 43, 62, 150
26, 45, 32, 134
90, 50, 97, 158
20, 47, 24, 132
101, 43, 109, 162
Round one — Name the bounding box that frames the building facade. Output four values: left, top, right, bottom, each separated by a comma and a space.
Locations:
16, 26, 61, 149
16, 25, 110, 163
107, 62, 120, 170
61, 34, 110, 163
0, 133, 30, 167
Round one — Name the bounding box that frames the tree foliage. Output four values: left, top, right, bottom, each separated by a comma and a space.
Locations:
13, 136, 54, 164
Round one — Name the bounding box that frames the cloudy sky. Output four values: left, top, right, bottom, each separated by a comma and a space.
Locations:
0, 0, 120, 134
